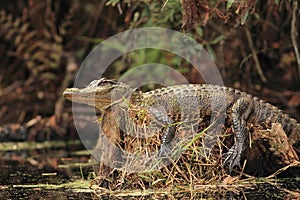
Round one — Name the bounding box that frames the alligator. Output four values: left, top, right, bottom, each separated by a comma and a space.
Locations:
63, 78, 300, 172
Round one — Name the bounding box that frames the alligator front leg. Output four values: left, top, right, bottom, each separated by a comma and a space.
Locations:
158, 124, 177, 157
223, 97, 254, 172
147, 106, 176, 157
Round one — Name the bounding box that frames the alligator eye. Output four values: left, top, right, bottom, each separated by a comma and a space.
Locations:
87, 78, 119, 87
87, 79, 102, 87
98, 78, 118, 85
98, 78, 108, 83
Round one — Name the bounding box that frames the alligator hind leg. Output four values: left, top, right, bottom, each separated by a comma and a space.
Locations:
223, 97, 254, 172
222, 119, 247, 171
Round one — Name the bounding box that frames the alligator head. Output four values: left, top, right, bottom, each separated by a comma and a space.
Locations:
63, 78, 135, 110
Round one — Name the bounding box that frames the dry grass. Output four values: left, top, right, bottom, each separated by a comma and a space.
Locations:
90, 122, 246, 199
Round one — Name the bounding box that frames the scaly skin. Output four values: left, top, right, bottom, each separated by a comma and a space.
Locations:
63, 78, 300, 172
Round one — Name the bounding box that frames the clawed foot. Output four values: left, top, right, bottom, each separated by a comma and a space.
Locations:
222, 145, 242, 172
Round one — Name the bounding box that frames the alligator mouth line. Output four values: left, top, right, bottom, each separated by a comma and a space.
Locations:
63, 88, 112, 106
